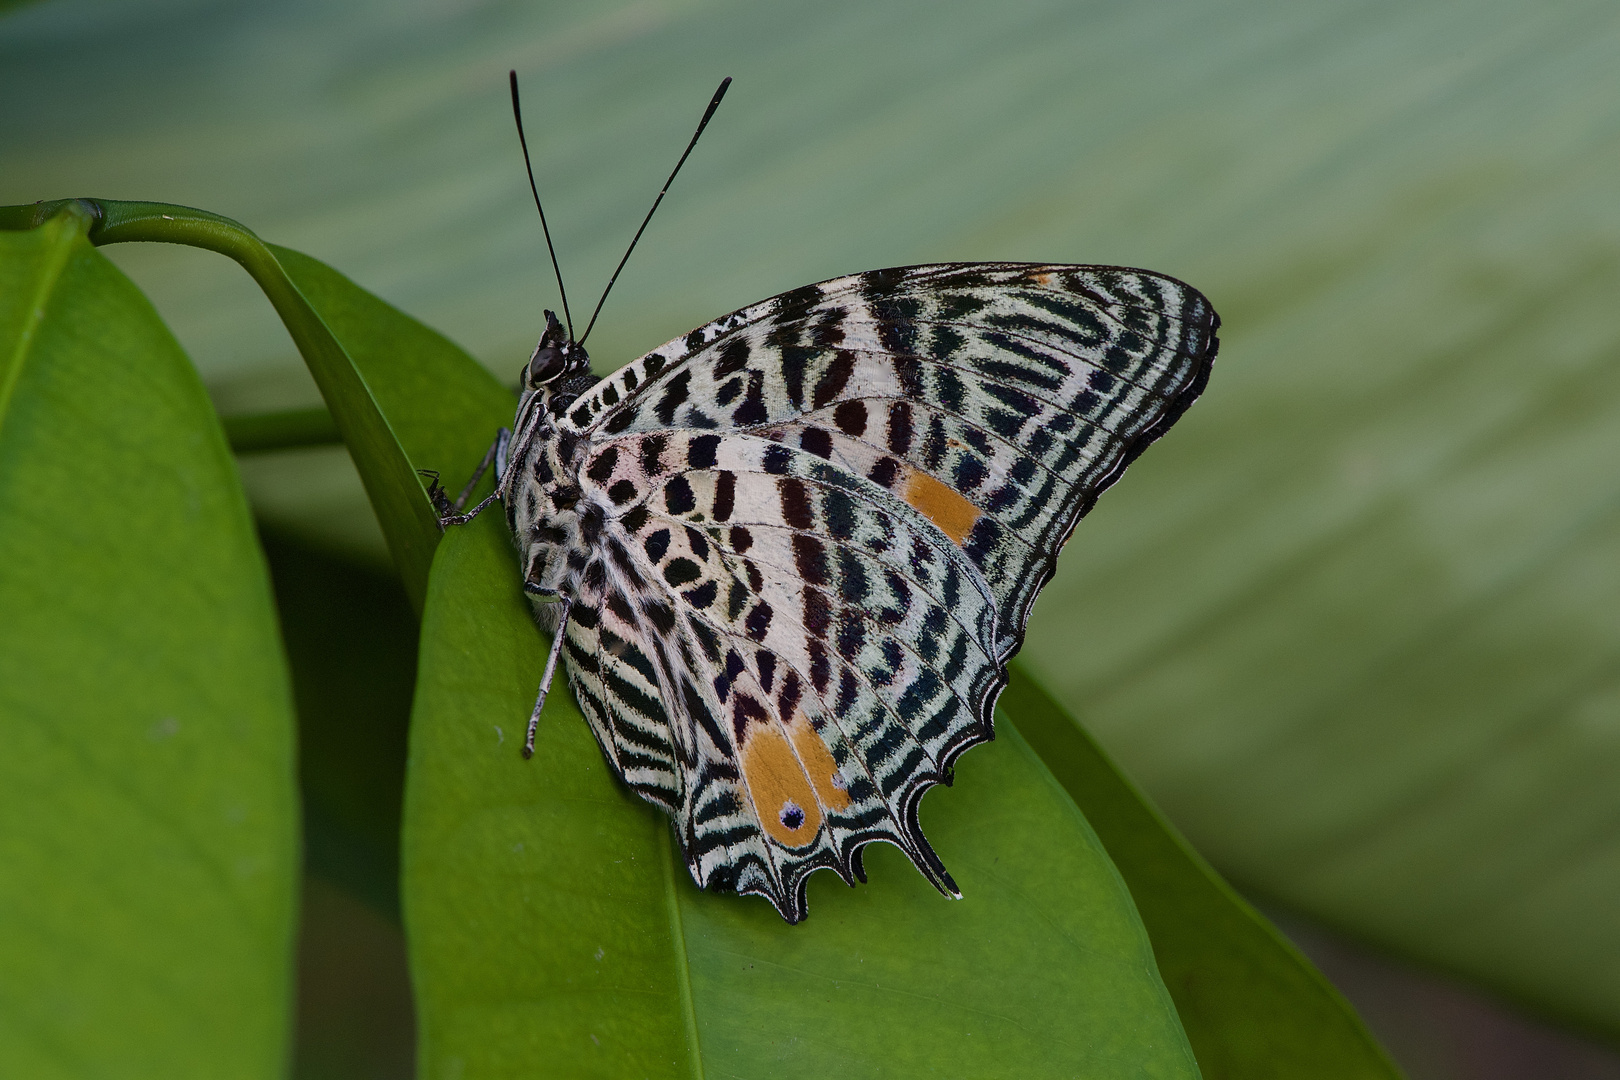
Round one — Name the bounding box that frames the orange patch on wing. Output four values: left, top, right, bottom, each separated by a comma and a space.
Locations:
902, 468, 981, 545
787, 713, 851, 812
740, 724, 824, 848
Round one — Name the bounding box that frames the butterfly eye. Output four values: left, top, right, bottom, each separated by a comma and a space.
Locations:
525, 345, 567, 387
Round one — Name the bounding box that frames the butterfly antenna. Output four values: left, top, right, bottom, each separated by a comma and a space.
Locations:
578, 76, 732, 346
510, 70, 574, 341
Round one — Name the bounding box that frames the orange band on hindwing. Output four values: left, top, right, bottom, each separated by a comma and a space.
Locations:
739, 723, 824, 848
787, 713, 852, 812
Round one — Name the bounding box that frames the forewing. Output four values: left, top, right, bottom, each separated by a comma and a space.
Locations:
569, 429, 1003, 921
561, 263, 1219, 657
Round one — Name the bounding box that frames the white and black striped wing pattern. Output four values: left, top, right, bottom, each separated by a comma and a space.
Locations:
557, 263, 1218, 921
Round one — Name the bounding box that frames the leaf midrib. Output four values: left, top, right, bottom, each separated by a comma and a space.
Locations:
660, 827, 705, 1080
0, 212, 82, 447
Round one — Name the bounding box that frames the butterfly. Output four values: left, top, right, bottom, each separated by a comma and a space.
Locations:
437, 76, 1219, 923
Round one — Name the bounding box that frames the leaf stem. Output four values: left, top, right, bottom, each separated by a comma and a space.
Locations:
222, 407, 342, 454
1, 199, 440, 612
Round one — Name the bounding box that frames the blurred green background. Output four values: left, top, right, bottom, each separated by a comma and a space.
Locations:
5, 1, 1619, 1077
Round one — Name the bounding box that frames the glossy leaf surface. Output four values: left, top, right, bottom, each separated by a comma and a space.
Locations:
168, 220, 1371, 1073
0, 209, 298, 1076
0, 200, 516, 613
253, 232, 1389, 1075
0, 198, 451, 613
267, 243, 517, 540
1005, 673, 1402, 1079
7, 0, 1619, 1051
403, 512, 1198, 1079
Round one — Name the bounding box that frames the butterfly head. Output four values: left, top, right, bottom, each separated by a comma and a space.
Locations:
523, 309, 591, 390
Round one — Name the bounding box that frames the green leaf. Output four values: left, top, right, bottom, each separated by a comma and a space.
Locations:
5, 198, 447, 612
0, 200, 516, 613
262, 528, 419, 917
1004, 673, 1402, 1079
17, 0, 1620, 1046
0, 200, 522, 614
403, 512, 1199, 1079
0, 207, 298, 1074
265, 244, 517, 511
223, 406, 340, 454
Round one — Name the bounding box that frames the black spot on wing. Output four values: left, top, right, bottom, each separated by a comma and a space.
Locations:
888, 402, 914, 454
664, 558, 701, 586
834, 400, 867, 437
640, 434, 667, 475
780, 479, 813, 529
745, 601, 774, 641
952, 457, 987, 493
808, 640, 830, 694
877, 316, 918, 357
688, 434, 720, 469
822, 488, 858, 541
812, 351, 855, 409
715, 336, 751, 378
665, 476, 696, 515
836, 610, 866, 662
802, 588, 832, 638
811, 308, 847, 348
774, 282, 824, 321
781, 346, 813, 410
684, 526, 709, 561
713, 470, 736, 521
792, 534, 828, 585
656, 371, 691, 424
860, 267, 907, 299
644, 529, 670, 562
800, 427, 833, 459
733, 371, 768, 426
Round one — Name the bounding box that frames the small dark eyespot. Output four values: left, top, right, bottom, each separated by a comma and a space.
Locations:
779, 801, 805, 830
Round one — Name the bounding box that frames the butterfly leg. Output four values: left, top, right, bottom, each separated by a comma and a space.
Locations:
435, 428, 512, 528
454, 427, 511, 510
418, 469, 454, 517
522, 595, 573, 759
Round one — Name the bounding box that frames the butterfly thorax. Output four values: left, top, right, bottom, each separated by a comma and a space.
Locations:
501, 311, 600, 603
